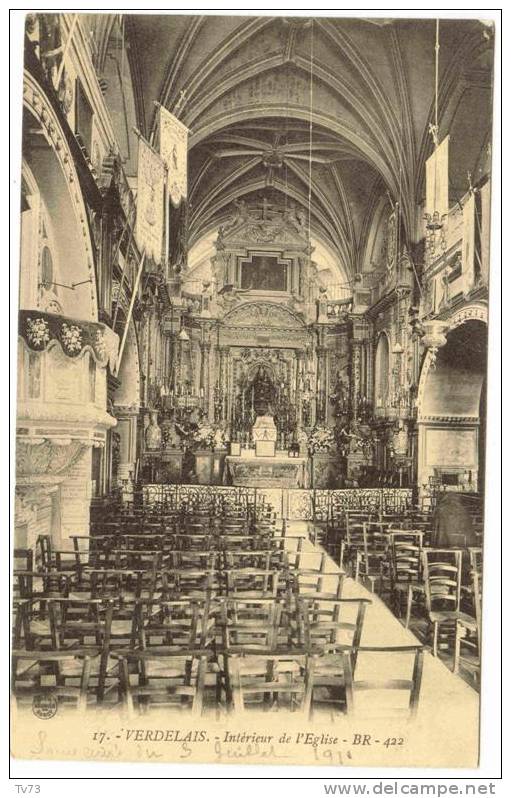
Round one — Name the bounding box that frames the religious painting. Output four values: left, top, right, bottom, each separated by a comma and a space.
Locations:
240, 253, 289, 292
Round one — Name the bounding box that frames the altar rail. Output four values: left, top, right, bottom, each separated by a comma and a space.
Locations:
140, 485, 412, 520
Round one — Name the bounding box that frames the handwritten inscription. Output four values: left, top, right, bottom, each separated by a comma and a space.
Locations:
25, 726, 408, 765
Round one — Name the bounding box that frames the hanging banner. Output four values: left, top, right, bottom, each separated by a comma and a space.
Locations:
159, 105, 189, 206
425, 135, 449, 220
462, 191, 475, 289
135, 135, 166, 264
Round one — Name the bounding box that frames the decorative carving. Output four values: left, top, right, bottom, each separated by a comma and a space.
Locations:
287, 489, 313, 520
16, 439, 89, 477
58, 72, 74, 116
420, 320, 448, 367
219, 200, 309, 249
223, 302, 304, 330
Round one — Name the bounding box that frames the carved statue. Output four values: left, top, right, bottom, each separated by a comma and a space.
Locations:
145, 410, 162, 451
223, 199, 250, 232
251, 365, 276, 415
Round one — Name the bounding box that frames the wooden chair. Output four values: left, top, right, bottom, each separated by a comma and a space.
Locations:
13, 573, 71, 650
47, 597, 115, 703
340, 519, 366, 574
219, 596, 285, 652
225, 648, 315, 715
422, 549, 477, 669
354, 522, 389, 592
116, 648, 211, 716
160, 568, 218, 599
14, 548, 33, 578
456, 547, 483, 681
168, 550, 220, 571
292, 596, 369, 716
132, 597, 215, 651
225, 568, 281, 599
299, 597, 370, 653
344, 644, 425, 719
224, 550, 286, 572
11, 649, 94, 712
388, 531, 424, 627
35, 534, 54, 571
293, 570, 344, 602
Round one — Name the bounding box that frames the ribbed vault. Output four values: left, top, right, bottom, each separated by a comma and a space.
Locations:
114, 14, 493, 280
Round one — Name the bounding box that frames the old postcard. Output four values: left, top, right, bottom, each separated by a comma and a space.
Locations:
11, 9, 497, 771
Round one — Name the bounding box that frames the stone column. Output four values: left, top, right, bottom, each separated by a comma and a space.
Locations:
366, 336, 374, 405
200, 340, 212, 420
114, 406, 140, 502
350, 341, 361, 425
350, 318, 369, 427
215, 346, 228, 423
316, 346, 328, 424
59, 444, 94, 540
295, 349, 304, 428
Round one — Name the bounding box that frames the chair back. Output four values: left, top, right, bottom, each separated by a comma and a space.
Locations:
299, 597, 370, 657
345, 645, 424, 718
389, 531, 424, 585
422, 549, 462, 613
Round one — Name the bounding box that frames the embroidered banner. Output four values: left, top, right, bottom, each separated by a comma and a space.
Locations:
159, 106, 189, 206
19, 310, 119, 367
426, 135, 449, 220
135, 136, 166, 263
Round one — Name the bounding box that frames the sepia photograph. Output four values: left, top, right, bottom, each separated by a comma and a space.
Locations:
9, 8, 500, 776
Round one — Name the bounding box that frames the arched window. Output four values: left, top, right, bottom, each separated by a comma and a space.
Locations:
374, 333, 390, 409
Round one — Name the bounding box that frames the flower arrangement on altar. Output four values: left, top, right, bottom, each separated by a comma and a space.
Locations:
307, 425, 337, 455
335, 424, 376, 458
191, 422, 226, 450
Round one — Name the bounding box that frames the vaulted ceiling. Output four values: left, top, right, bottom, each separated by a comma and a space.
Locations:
119, 14, 493, 279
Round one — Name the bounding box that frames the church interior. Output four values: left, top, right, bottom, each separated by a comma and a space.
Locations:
12, 13, 492, 738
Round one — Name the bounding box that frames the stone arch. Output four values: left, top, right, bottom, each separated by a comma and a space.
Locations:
416, 304, 488, 422
22, 71, 98, 321
416, 304, 488, 493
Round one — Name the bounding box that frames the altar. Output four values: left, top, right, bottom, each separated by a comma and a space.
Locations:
225, 451, 308, 488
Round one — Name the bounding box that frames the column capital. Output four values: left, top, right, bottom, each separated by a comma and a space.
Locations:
420, 320, 448, 364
